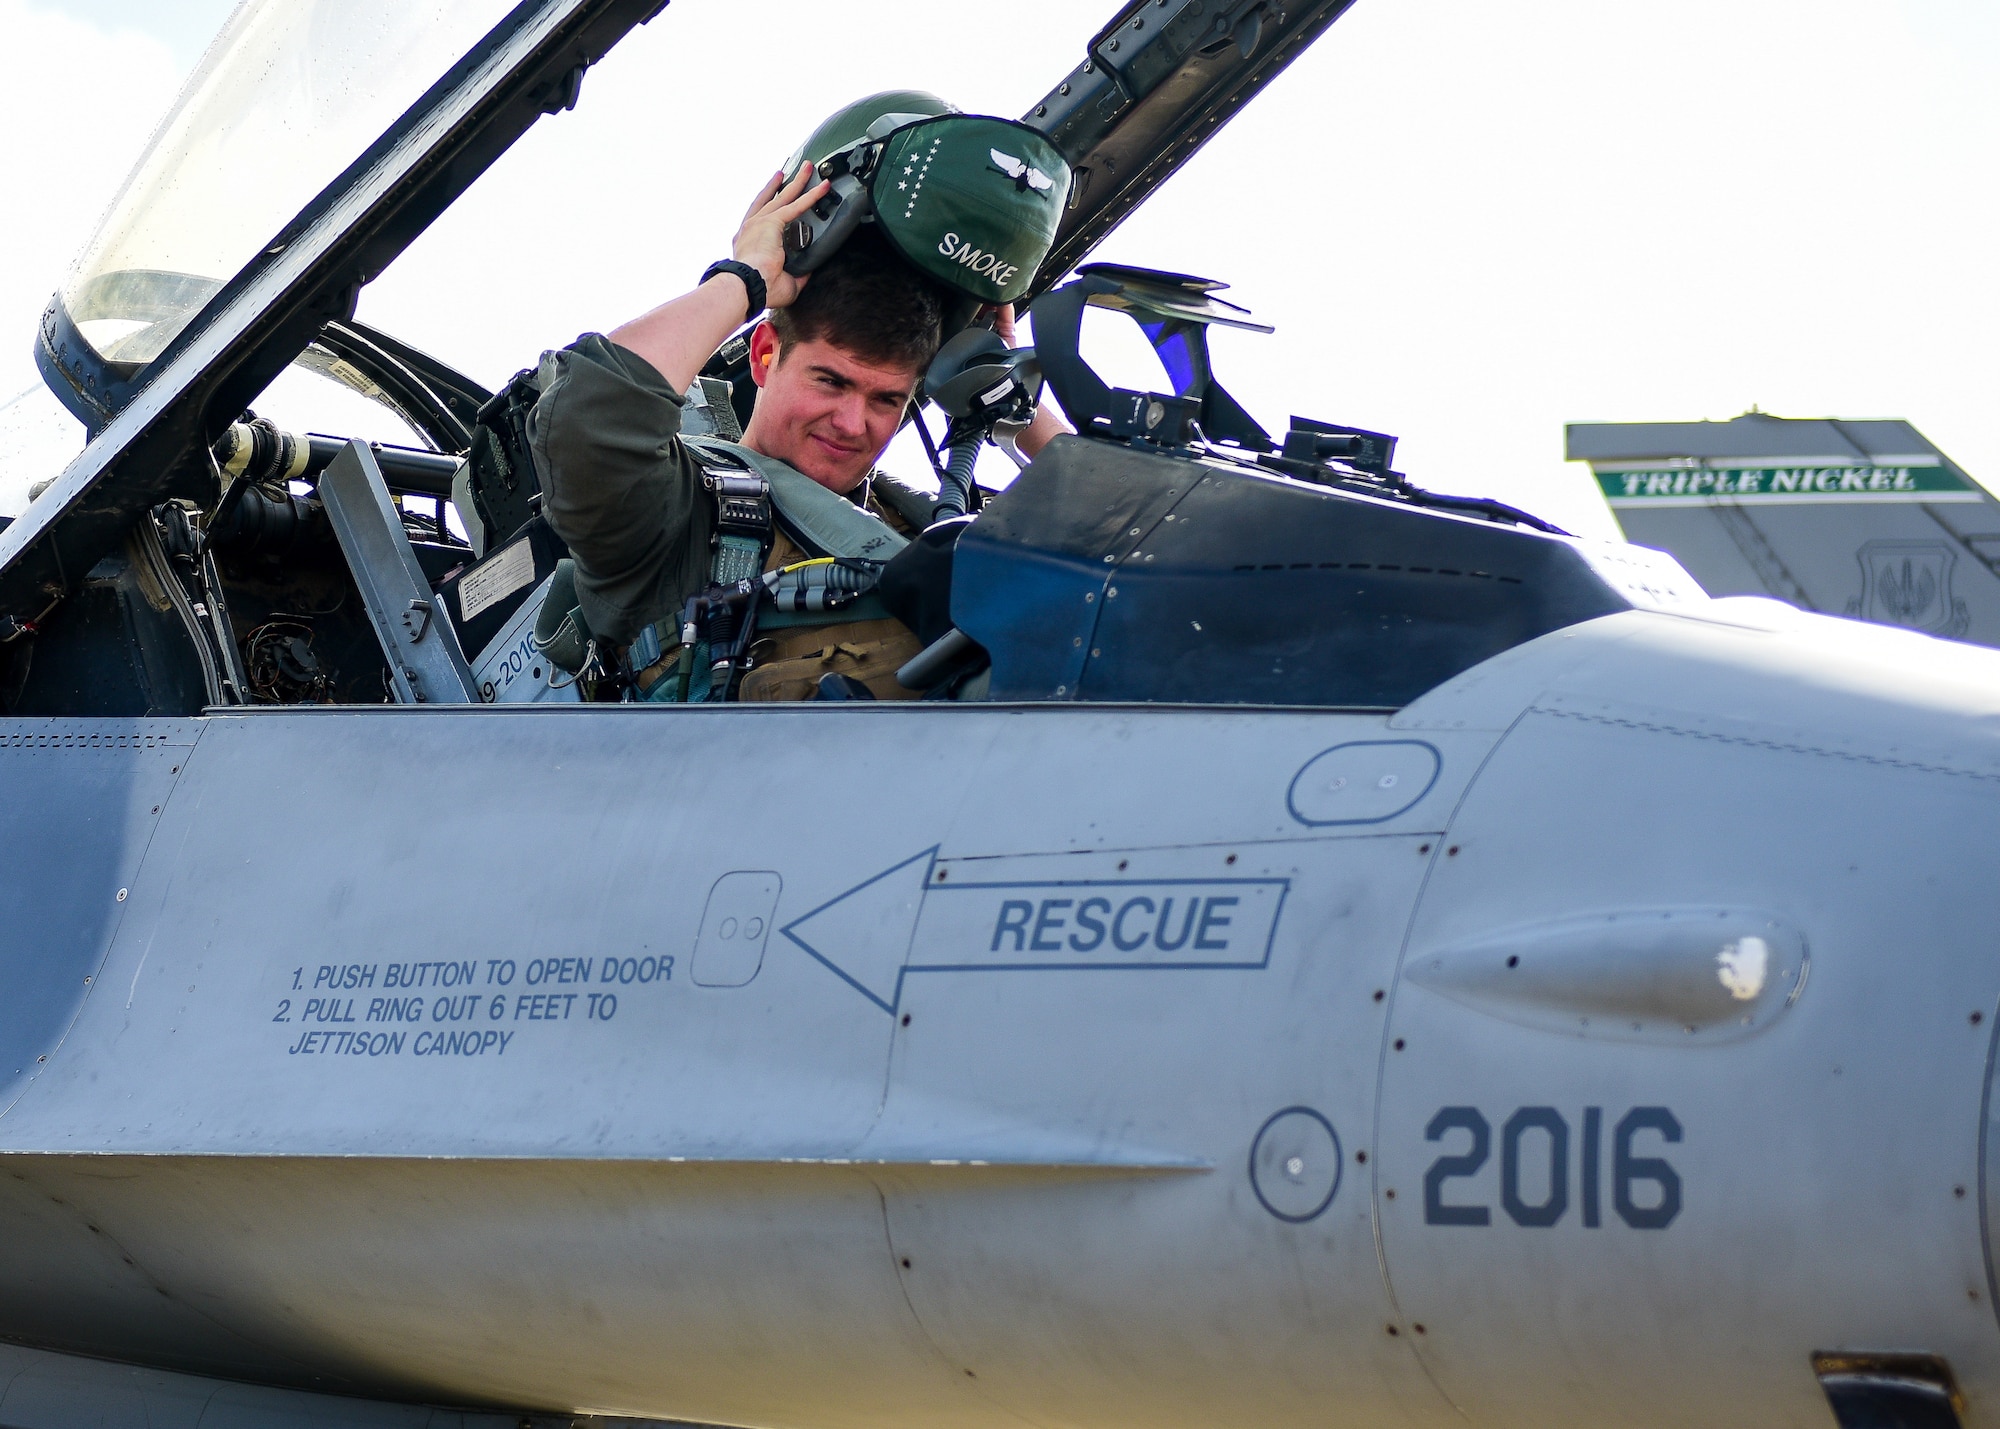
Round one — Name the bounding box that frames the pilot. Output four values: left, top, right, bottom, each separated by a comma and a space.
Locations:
528, 92, 1070, 703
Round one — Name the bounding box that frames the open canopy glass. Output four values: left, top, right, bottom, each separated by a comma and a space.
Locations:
48, 0, 517, 409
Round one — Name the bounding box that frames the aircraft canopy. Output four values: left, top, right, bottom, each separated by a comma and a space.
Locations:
50, 0, 516, 406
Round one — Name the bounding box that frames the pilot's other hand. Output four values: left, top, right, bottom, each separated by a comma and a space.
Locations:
992, 303, 1021, 347
735, 168, 828, 311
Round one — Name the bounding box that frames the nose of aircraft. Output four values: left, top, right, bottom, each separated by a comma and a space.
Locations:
1376, 600, 2000, 1429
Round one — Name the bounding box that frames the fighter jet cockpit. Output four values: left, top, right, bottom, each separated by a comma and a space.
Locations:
1, 0, 1704, 720
4, 7, 1996, 1428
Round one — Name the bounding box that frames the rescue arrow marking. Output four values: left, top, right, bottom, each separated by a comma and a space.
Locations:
780, 847, 937, 1013
781, 848, 1289, 1015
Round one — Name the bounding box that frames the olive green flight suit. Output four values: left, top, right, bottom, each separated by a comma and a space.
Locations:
529, 334, 923, 699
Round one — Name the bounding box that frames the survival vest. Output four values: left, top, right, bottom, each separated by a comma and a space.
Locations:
535, 437, 928, 702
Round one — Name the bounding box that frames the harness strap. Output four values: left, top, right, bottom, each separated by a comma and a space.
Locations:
624, 447, 772, 698
624, 440, 909, 702
685, 437, 909, 563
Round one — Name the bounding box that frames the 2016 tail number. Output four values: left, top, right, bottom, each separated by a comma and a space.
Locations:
1421, 1105, 1681, 1229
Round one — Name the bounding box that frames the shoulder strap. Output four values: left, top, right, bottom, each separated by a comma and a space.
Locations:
620, 439, 772, 685
684, 437, 908, 563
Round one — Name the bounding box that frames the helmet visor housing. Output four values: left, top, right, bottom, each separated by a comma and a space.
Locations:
869, 116, 1070, 307
785, 89, 957, 181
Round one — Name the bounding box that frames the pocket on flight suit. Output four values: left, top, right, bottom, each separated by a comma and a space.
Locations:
739, 618, 927, 702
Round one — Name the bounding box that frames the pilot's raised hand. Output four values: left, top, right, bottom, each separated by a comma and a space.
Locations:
989, 302, 1073, 460
734, 167, 830, 311
608, 167, 829, 391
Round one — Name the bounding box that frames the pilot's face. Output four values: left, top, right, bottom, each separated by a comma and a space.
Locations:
743, 325, 919, 494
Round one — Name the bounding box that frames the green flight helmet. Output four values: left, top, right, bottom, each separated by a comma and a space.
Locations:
781, 92, 1072, 308
782, 90, 959, 180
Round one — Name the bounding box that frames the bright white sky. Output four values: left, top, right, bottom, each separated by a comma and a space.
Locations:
0, 0, 1994, 540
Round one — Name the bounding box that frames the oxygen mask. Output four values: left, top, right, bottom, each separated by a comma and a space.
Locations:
920, 324, 1043, 523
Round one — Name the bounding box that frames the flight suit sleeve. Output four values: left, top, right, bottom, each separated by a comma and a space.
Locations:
529, 333, 714, 646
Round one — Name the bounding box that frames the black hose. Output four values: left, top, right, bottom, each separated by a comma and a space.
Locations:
934, 438, 980, 523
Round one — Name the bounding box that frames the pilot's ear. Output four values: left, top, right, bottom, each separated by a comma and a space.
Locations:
748, 321, 780, 388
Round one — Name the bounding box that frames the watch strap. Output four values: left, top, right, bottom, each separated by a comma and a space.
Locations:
702, 259, 767, 324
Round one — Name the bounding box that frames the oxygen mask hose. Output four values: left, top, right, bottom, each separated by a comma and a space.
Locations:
936, 437, 981, 523
922, 325, 1043, 526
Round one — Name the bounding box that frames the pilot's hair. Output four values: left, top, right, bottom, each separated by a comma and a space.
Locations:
769, 227, 947, 374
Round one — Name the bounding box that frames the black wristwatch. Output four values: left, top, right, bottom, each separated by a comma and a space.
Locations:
701, 259, 767, 324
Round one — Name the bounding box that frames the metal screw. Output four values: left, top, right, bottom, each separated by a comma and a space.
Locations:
116, 888, 127, 903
